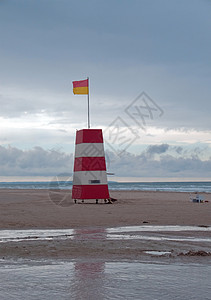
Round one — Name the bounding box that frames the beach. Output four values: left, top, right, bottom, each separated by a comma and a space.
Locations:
0, 189, 211, 300
0, 189, 210, 260
0, 189, 210, 229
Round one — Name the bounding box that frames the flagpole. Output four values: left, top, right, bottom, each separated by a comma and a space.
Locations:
87, 77, 90, 129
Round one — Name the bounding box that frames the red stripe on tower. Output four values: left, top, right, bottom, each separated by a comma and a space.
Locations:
72, 129, 110, 200
74, 157, 106, 172
75, 129, 103, 144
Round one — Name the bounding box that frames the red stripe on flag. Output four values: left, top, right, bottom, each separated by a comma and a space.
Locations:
73, 79, 88, 88
72, 184, 110, 199
74, 157, 106, 171
76, 129, 103, 144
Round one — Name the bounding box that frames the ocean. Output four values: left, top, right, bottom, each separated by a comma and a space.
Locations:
0, 180, 210, 193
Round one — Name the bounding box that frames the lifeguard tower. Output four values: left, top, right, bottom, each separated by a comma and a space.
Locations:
72, 78, 111, 203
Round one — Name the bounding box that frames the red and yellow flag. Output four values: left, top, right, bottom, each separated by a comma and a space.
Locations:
73, 79, 89, 95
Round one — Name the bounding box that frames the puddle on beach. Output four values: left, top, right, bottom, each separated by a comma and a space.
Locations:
107, 225, 211, 233
0, 259, 211, 300
0, 229, 75, 243
144, 251, 172, 256
0, 226, 211, 299
0, 225, 211, 243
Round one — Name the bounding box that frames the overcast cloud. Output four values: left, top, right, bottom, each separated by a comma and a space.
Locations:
0, 144, 210, 179
0, 0, 211, 179
0, 145, 73, 176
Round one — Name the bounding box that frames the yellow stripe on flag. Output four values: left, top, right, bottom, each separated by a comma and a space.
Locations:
73, 86, 89, 95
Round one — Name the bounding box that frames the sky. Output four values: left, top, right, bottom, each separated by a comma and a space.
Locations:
0, 0, 211, 180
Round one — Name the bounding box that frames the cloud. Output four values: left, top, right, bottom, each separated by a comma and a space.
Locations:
0, 143, 211, 178
106, 144, 211, 178
0, 145, 73, 176
145, 144, 169, 157
173, 146, 183, 154
1, 1, 211, 124
0, 0, 211, 160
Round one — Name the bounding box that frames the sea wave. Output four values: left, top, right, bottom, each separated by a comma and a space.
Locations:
0, 181, 210, 192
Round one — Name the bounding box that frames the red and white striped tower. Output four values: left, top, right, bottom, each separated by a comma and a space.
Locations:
72, 129, 110, 201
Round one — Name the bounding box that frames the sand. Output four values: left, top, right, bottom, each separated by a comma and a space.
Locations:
0, 189, 210, 229
0, 189, 210, 260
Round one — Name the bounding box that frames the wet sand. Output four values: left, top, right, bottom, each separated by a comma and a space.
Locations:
0, 226, 211, 261
0, 189, 210, 229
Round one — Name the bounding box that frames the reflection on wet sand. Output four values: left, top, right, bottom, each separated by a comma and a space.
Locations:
73, 228, 106, 300
0, 259, 210, 300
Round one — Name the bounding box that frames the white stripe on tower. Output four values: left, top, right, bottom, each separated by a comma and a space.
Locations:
73, 171, 108, 185
74, 143, 105, 158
